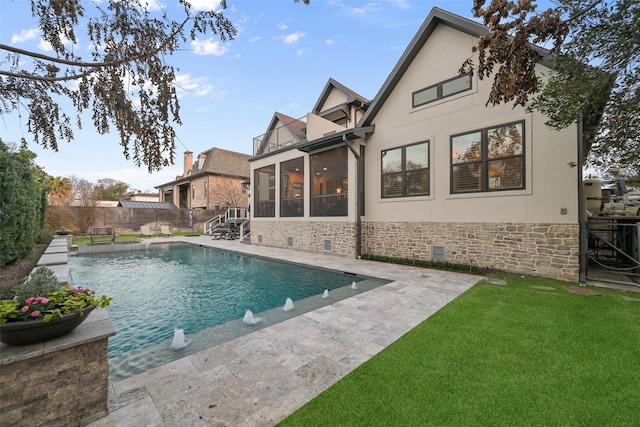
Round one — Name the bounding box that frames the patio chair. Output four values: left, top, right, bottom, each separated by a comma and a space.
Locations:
159, 225, 173, 237
140, 225, 154, 237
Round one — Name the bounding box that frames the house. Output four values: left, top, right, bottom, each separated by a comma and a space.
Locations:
248, 7, 584, 282
157, 147, 251, 210
125, 192, 160, 203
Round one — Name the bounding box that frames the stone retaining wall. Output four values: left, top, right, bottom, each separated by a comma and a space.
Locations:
250, 220, 357, 256
0, 236, 115, 426
362, 221, 580, 282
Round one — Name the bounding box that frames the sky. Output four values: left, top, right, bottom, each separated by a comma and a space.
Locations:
0, 0, 555, 192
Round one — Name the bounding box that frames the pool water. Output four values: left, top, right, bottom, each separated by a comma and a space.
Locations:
69, 243, 367, 360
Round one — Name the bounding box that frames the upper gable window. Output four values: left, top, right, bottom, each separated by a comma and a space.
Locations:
412, 74, 471, 108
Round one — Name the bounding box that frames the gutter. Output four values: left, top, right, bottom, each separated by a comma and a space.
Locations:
344, 134, 362, 258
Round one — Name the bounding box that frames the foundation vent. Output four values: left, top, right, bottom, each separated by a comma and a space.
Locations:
324, 240, 332, 251
287, 237, 294, 247
258, 235, 263, 243
431, 246, 446, 262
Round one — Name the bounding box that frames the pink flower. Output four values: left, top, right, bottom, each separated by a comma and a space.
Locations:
25, 298, 34, 304
31, 311, 40, 317
39, 297, 49, 304
21, 306, 29, 313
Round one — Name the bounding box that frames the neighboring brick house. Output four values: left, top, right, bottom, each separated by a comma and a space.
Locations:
157, 148, 251, 210
248, 7, 594, 282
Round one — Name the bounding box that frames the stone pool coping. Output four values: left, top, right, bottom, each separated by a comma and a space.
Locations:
85, 235, 482, 427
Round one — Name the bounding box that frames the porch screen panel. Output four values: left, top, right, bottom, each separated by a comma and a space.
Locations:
311, 146, 348, 217
254, 165, 275, 217
280, 157, 304, 217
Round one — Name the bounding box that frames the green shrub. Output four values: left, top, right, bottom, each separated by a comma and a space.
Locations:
37, 229, 55, 244
360, 253, 486, 274
0, 142, 46, 267
13, 266, 64, 300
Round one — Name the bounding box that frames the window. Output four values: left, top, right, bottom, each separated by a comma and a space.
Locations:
191, 185, 195, 198
412, 74, 471, 108
382, 142, 429, 198
254, 165, 275, 217
311, 146, 348, 216
451, 121, 525, 194
281, 157, 304, 217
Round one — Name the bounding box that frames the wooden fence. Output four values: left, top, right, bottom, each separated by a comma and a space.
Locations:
46, 206, 223, 235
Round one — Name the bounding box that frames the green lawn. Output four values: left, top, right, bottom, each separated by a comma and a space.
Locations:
71, 232, 202, 244
279, 275, 640, 426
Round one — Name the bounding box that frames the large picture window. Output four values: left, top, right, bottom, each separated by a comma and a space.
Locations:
280, 157, 304, 217
310, 146, 348, 216
381, 141, 429, 198
254, 165, 275, 217
451, 121, 525, 194
412, 74, 471, 108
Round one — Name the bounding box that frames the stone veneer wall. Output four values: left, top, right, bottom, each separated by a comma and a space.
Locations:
0, 338, 111, 426
251, 220, 357, 256
362, 221, 580, 282
0, 235, 115, 426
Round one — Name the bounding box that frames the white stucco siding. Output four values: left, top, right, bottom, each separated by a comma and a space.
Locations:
321, 88, 349, 112
363, 23, 579, 225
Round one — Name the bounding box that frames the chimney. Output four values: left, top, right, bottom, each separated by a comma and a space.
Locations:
183, 151, 193, 175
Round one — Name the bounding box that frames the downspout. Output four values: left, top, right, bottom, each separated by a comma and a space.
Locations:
344, 135, 362, 258
577, 116, 587, 284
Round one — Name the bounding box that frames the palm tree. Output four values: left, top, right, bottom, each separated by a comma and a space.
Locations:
47, 176, 72, 206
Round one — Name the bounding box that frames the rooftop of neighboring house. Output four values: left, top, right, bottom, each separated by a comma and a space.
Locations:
156, 147, 251, 188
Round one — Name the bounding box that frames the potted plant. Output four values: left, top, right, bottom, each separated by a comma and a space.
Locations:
0, 266, 111, 346
55, 226, 71, 235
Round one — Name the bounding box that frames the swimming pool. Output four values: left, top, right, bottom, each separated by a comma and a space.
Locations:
69, 243, 388, 380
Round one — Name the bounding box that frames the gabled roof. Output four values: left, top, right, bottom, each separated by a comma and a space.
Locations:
267, 112, 307, 142
118, 200, 177, 209
360, 7, 554, 127
187, 147, 251, 178
312, 78, 370, 115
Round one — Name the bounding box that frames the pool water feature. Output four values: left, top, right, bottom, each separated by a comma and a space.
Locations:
69, 243, 388, 380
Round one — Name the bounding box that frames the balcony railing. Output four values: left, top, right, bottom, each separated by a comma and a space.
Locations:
254, 200, 276, 217
253, 115, 307, 156
311, 193, 348, 217
281, 197, 304, 217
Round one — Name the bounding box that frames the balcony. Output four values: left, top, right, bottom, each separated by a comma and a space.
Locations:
253, 115, 307, 156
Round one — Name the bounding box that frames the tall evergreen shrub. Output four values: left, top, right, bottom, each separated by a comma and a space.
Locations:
0, 142, 44, 267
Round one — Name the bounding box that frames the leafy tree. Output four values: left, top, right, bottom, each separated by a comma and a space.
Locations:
93, 178, 130, 201
0, 0, 310, 172
461, 0, 639, 175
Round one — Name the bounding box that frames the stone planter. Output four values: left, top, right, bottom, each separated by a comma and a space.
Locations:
0, 305, 95, 346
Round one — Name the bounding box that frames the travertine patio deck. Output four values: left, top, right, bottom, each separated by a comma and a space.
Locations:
88, 236, 481, 427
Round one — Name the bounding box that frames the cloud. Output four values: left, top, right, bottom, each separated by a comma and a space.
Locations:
390, 0, 410, 9
326, 38, 336, 46
280, 31, 306, 46
191, 38, 229, 56
174, 73, 216, 98
327, 0, 381, 17
38, 34, 75, 52
249, 36, 261, 43
296, 48, 310, 56
12, 28, 39, 44
187, 0, 221, 11
278, 23, 289, 30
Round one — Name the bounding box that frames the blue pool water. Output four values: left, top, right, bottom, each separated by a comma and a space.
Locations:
69, 243, 367, 360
